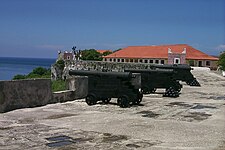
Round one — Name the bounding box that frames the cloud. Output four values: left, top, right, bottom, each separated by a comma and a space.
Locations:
217, 44, 225, 50
36, 44, 65, 50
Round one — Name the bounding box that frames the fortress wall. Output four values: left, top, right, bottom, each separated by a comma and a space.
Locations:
0, 77, 88, 113
0, 79, 53, 113
53, 76, 88, 103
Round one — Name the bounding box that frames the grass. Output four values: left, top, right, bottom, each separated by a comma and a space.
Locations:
51, 80, 67, 92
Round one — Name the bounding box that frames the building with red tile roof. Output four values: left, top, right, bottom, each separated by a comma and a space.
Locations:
103, 44, 218, 69
96, 50, 112, 54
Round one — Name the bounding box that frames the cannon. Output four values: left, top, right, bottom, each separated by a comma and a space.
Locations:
124, 69, 182, 97
69, 70, 143, 108
149, 64, 201, 86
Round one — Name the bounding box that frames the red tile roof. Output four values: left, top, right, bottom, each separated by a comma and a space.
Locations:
97, 50, 112, 54
103, 44, 218, 60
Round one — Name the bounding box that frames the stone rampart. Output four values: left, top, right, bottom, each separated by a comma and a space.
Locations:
0, 77, 88, 113
68, 60, 151, 71
0, 79, 53, 113
53, 76, 88, 103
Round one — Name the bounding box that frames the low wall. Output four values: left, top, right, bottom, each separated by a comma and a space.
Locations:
68, 61, 151, 72
0, 79, 53, 113
53, 76, 88, 102
0, 77, 88, 113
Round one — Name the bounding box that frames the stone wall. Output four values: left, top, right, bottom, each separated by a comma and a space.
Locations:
52, 60, 218, 80
68, 60, 151, 72
0, 79, 53, 113
0, 77, 88, 113
53, 76, 88, 103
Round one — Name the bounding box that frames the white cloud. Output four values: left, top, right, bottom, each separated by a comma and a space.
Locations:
217, 44, 225, 50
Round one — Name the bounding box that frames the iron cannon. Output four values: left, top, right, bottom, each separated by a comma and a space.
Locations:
69, 70, 143, 108
124, 69, 182, 97
149, 64, 201, 86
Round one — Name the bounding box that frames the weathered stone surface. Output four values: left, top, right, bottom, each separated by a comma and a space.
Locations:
0, 77, 88, 113
0, 70, 224, 149
0, 79, 52, 113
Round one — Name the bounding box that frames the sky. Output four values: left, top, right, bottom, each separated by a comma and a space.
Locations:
0, 0, 224, 58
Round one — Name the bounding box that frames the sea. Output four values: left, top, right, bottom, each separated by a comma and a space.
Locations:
0, 57, 56, 80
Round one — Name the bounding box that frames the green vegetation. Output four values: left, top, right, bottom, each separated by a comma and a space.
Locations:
188, 60, 194, 66
113, 48, 122, 52
12, 66, 67, 92
80, 49, 113, 61
13, 74, 26, 80
218, 51, 225, 70
51, 80, 66, 92
102, 51, 113, 56
13, 67, 51, 80
81, 49, 102, 61
55, 59, 65, 70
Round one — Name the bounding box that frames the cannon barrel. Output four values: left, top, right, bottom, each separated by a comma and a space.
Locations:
69, 70, 132, 78
150, 64, 192, 70
124, 69, 175, 74
149, 64, 200, 86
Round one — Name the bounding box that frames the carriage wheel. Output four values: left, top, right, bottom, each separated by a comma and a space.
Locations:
117, 95, 130, 108
142, 86, 149, 94
86, 95, 97, 105
133, 92, 143, 105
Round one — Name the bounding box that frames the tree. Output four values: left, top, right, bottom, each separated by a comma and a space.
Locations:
81, 49, 102, 61
56, 60, 65, 70
30, 67, 49, 76
102, 51, 113, 56
13, 67, 51, 80
114, 48, 122, 52
218, 51, 225, 70
13, 74, 26, 80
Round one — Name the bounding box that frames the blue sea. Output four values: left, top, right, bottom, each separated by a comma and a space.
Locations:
0, 57, 56, 80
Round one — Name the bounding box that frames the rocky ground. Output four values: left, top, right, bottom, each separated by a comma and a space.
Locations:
0, 69, 225, 150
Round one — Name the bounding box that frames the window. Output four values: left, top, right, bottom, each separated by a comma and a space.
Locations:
125, 59, 129, 62
144, 60, 148, 63
134, 59, 138, 63
155, 60, 159, 64
113, 59, 116, 62
67, 56, 70, 60
130, 59, 133, 62
109, 58, 112, 62
117, 59, 120, 62
206, 61, 210, 66
139, 59, 143, 63
150, 60, 153, 63
161, 60, 165, 64
121, 59, 124, 62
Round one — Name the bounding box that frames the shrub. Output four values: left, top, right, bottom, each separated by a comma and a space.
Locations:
81, 49, 102, 61
56, 60, 65, 70
12, 67, 51, 80
12, 74, 26, 80
51, 80, 66, 92
218, 51, 225, 70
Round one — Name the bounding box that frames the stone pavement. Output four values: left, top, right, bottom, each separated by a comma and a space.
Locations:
0, 69, 225, 150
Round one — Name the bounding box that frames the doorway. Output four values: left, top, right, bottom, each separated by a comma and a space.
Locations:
198, 61, 202, 67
